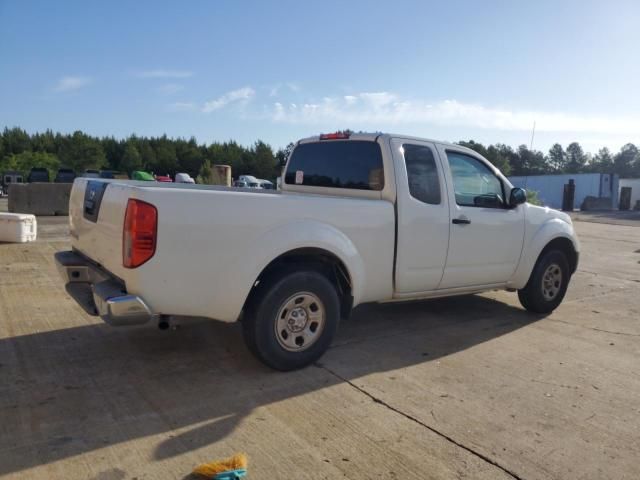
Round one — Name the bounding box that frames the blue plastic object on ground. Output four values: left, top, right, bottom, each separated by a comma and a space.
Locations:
213, 468, 247, 480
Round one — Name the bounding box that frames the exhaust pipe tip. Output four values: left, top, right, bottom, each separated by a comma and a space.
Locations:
158, 315, 170, 330
157, 315, 179, 331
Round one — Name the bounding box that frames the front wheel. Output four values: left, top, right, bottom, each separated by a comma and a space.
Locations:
242, 270, 340, 371
518, 250, 570, 314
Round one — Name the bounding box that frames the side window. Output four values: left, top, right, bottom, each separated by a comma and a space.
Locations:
447, 151, 504, 208
285, 141, 384, 190
403, 144, 441, 205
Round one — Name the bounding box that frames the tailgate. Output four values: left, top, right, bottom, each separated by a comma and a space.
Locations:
69, 178, 131, 280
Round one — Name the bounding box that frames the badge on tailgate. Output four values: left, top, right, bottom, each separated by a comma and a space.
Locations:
83, 181, 109, 222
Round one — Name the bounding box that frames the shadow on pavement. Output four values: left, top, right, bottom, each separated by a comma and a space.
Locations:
0, 294, 540, 476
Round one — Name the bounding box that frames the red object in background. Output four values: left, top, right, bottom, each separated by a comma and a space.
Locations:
319, 131, 351, 140
155, 175, 173, 182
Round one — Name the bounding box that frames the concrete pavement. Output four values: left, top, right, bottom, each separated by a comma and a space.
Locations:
0, 214, 638, 479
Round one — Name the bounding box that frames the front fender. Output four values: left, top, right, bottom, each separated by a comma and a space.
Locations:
509, 218, 579, 289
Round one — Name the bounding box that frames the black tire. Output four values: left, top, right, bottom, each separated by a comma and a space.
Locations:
243, 270, 340, 371
518, 250, 570, 314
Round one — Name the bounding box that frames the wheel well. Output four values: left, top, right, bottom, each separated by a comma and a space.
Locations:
540, 237, 578, 273
244, 248, 354, 319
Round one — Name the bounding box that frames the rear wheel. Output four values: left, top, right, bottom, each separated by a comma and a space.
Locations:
243, 270, 340, 371
518, 250, 570, 314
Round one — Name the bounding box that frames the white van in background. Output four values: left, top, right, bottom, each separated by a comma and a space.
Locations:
175, 173, 195, 184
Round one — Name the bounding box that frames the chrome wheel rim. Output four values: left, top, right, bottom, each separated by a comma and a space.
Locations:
542, 263, 563, 301
275, 292, 325, 352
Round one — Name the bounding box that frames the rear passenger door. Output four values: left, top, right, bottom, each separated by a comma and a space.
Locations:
392, 138, 450, 293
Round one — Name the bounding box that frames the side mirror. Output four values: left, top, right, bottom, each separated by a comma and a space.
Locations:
509, 187, 527, 207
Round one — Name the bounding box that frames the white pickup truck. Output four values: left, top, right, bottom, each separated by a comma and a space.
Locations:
55, 132, 579, 370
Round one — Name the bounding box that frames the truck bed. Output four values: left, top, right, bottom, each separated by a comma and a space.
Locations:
69, 178, 395, 322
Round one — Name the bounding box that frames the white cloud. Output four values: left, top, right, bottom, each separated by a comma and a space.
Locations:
53, 76, 91, 92
202, 86, 255, 113
268, 82, 301, 97
287, 82, 300, 92
156, 83, 184, 95
268, 91, 640, 136
167, 102, 196, 112
135, 69, 193, 79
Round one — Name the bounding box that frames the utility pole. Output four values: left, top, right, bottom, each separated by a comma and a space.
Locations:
529, 120, 536, 150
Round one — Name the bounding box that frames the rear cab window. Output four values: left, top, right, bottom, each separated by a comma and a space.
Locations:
285, 140, 384, 191
403, 144, 441, 205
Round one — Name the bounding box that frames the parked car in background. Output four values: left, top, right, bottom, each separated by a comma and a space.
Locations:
155, 175, 172, 182
239, 175, 261, 188
131, 171, 155, 181
99, 170, 115, 179
55, 131, 580, 371
83, 169, 101, 178
258, 179, 274, 190
27, 167, 49, 183
233, 180, 248, 188
54, 168, 76, 183
175, 173, 195, 184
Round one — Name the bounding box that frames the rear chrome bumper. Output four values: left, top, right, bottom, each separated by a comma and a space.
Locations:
54, 250, 154, 326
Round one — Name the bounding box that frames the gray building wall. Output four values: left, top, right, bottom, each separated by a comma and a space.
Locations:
508, 173, 619, 210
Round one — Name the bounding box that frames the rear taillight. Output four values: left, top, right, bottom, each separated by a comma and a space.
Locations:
123, 199, 157, 268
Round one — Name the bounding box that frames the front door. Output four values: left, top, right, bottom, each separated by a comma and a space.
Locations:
392, 138, 450, 293
438, 146, 525, 289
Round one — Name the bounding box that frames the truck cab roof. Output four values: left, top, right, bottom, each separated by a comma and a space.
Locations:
297, 132, 464, 150
284, 132, 489, 202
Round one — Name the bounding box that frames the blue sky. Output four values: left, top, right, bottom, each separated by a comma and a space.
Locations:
1, 0, 639, 153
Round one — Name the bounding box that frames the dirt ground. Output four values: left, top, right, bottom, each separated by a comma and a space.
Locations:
569, 209, 640, 227
1, 200, 639, 479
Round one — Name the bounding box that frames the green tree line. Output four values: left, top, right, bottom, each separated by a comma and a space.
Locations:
456, 140, 640, 177
1, 127, 640, 181
0, 127, 290, 181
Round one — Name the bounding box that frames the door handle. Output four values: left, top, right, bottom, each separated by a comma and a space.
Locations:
452, 217, 471, 225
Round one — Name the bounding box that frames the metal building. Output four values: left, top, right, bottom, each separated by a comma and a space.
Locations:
508, 173, 619, 210
619, 178, 640, 210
